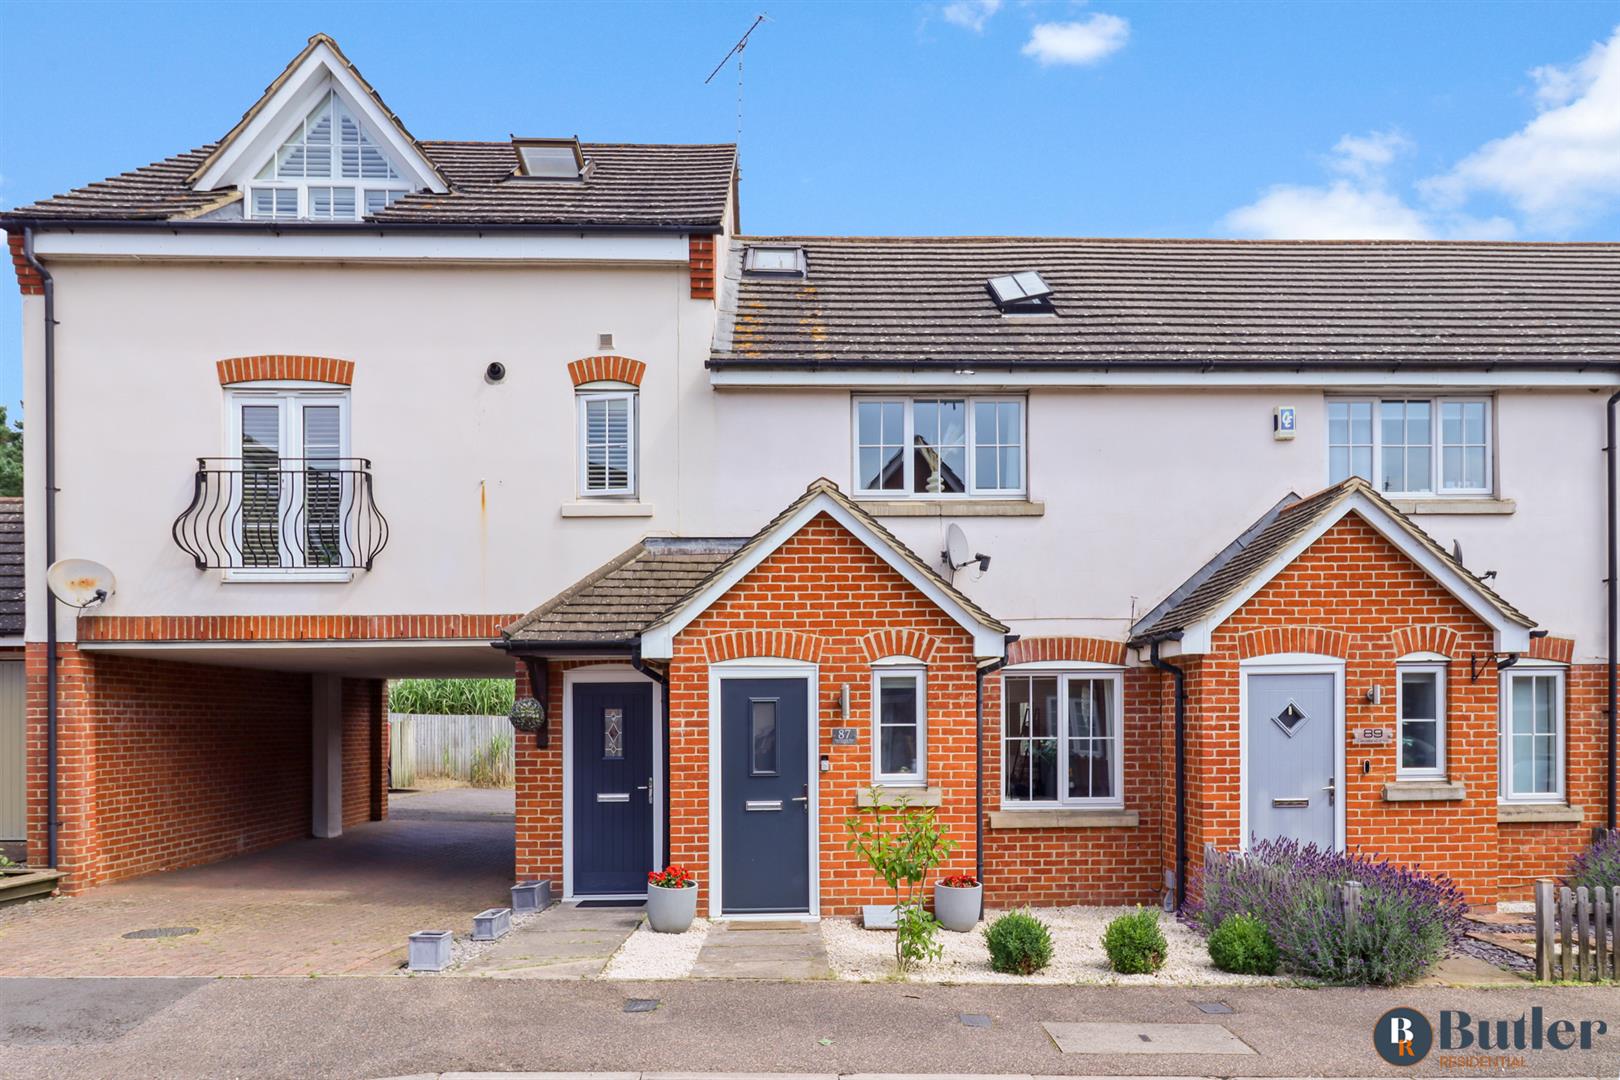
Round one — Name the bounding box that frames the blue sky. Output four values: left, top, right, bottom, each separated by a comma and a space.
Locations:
2, 1, 1618, 419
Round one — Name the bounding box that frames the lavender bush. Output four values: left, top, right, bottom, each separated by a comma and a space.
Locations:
1193, 838, 1467, 985
1566, 831, 1620, 891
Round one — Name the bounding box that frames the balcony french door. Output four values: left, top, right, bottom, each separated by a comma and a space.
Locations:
227, 390, 350, 571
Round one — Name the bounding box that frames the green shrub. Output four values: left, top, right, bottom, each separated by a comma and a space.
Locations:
1102, 907, 1167, 974
388, 678, 515, 716
983, 910, 1054, 975
1207, 914, 1278, 975
845, 792, 955, 974
1567, 832, 1620, 891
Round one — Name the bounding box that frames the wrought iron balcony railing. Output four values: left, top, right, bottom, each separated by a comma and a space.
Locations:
172, 457, 390, 571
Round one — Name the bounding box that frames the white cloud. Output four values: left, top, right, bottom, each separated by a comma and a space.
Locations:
1422, 26, 1620, 233
1022, 14, 1130, 67
1326, 130, 1413, 181
942, 0, 1002, 33
1224, 129, 1433, 240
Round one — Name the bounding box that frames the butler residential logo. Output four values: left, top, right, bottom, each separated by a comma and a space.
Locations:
1374, 1006, 1609, 1068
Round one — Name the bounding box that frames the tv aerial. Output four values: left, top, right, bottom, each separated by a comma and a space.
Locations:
705, 13, 769, 143
941, 523, 991, 575
47, 558, 116, 609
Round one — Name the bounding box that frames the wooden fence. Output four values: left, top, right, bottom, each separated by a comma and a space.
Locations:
389, 714, 514, 788
1534, 879, 1619, 982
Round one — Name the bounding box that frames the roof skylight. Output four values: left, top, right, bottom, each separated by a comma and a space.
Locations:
744, 245, 807, 277
513, 137, 587, 179
987, 271, 1055, 313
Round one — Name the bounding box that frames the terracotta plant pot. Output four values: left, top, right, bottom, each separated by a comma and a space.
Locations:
646, 881, 698, 933
933, 881, 983, 932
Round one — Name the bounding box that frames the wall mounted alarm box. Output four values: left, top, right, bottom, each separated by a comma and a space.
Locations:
1274, 405, 1297, 441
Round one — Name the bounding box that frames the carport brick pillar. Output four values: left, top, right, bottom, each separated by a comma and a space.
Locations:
311, 674, 344, 839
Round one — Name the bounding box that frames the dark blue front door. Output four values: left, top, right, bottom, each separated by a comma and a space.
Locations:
571, 681, 654, 896
720, 677, 811, 914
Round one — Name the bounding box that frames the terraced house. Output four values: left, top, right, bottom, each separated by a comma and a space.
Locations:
4, 35, 1616, 919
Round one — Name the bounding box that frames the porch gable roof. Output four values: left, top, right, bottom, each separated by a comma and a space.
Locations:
1127, 477, 1536, 655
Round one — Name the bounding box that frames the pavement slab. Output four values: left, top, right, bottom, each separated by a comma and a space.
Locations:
454, 902, 643, 979
1041, 1021, 1256, 1056
690, 922, 832, 980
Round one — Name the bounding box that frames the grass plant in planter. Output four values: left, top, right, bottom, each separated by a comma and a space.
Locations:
934, 873, 983, 933
646, 865, 698, 933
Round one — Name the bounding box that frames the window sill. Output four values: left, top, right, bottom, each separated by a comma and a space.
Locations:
987, 808, 1138, 830
1382, 780, 1466, 802
856, 785, 942, 808
559, 501, 655, 518
1386, 497, 1516, 516
1497, 802, 1584, 824
854, 498, 1045, 518
222, 569, 354, 584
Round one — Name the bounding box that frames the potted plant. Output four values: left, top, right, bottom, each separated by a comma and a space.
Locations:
933, 873, 982, 932
646, 864, 698, 933
507, 696, 544, 733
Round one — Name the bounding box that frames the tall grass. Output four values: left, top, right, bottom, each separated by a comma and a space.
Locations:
388, 678, 515, 716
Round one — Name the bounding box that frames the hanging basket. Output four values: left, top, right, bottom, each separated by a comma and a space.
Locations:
508, 696, 545, 733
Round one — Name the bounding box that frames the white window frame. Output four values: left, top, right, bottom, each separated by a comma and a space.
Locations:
851, 395, 1026, 498
1327, 395, 1494, 497
575, 386, 638, 498
871, 658, 926, 785
1499, 665, 1567, 805
1000, 668, 1124, 810
1395, 662, 1447, 780
223, 384, 352, 581
243, 87, 413, 222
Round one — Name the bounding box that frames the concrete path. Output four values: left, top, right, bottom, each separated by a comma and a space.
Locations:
0, 787, 515, 977
2, 978, 1616, 1079
455, 902, 644, 978
691, 921, 832, 979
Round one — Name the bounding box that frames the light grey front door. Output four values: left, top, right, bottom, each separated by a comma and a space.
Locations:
1246, 672, 1336, 849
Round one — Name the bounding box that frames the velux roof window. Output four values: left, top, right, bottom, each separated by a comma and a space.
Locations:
987, 271, 1055, 314
743, 245, 807, 277
513, 137, 588, 180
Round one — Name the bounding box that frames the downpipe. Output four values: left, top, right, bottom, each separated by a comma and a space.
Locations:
20, 228, 58, 869
1608, 389, 1618, 833
1148, 635, 1188, 911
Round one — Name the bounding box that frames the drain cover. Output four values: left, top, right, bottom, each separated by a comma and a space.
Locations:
122, 927, 199, 940
623, 998, 660, 1013
959, 1013, 992, 1028
1193, 1001, 1234, 1015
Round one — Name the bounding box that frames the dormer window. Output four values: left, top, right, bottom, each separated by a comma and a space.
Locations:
513, 138, 588, 180
743, 245, 807, 277
245, 89, 412, 220
987, 271, 1055, 315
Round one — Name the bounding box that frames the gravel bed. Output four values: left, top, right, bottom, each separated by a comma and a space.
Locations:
427, 909, 543, 974
821, 906, 1288, 985
602, 918, 710, 980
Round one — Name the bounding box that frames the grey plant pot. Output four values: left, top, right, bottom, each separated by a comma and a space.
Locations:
408, 930, 453, 972
511, 879, 552, 914
472, 907, 512, 942
933, 882, 983, 932
646, 881, 698, 933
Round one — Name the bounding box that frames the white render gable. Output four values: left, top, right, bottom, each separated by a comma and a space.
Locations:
190, 35, 446, 208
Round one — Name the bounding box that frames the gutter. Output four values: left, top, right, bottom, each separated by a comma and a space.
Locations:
706, 357, 1620, 375
0, 217, 724, 236
19, 228, 57, 869
1145, 633, 1188, 911
1609, 391, 1619, 833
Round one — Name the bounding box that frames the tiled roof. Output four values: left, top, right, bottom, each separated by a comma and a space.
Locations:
4, 142, 737, 229
712, 237, 1620, 370
503, 539, 746, 645
0, 498, 21, 637
1128, 477, 1534, 644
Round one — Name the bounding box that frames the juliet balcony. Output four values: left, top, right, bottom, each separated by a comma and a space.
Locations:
172, 456, 390, 572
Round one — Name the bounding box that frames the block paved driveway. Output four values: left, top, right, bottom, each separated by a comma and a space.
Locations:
0, 787, 515, 977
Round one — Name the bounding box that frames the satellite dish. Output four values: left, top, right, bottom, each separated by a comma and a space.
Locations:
47, 559, 116, 609
941, 524, 991, 574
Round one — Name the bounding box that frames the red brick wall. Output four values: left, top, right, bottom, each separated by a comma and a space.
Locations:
689, 235, 716, 299
513, 656, 614, 888
342, 677, 388, 827
27, 645, 386, 892
6, 231, 44, 295
667, 513, 982, 916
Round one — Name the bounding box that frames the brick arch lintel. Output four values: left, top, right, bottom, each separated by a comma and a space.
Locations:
703, 630, 824, 665
1235, 626, 1350, 660
858, 629, 940, 665
1526, 634, 1575, 664
217, 355, 354, 386
1390, 624, 1463, 659
568, 355, 646, 387
1004, 636, 1127, 667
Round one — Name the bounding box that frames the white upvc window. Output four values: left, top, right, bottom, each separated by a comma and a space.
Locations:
576, 388, 637, 497
225, 386, 351, 572
1500, 667, 1566, 804
1002, 670, 1124, 808
872, 660, 926, 785
1396, 663, 1447, 780
852, 396, 1025, 497
1327, 396, 1492, 496
244, 89, 412, 221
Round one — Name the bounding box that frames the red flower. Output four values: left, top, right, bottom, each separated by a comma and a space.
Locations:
648, 864, 695, 888
941, 874, 980, 888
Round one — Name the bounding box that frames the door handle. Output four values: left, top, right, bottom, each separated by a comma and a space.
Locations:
636, 776, 652, 804
1323, 776, 1336, 806
791, 784, 809, 811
